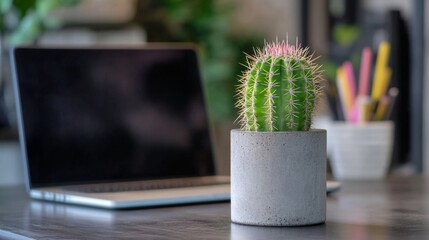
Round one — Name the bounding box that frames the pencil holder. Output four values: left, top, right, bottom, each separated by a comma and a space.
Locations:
328, 121, 394, 180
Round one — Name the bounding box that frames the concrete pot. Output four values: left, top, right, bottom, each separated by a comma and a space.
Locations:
231, 129, 326, 226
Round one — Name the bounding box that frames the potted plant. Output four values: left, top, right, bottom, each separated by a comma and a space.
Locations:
231, 40, 326, 226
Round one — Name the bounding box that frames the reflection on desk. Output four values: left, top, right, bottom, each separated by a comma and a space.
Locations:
1, 176, 429, 239
30, 201, 115, 224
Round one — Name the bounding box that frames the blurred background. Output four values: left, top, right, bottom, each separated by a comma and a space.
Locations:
0, 0, 427, 185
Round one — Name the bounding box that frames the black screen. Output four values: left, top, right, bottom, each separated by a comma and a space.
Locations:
14, 47, 215, 187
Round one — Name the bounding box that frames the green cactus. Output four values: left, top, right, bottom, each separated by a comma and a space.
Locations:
236, 40, 323, 131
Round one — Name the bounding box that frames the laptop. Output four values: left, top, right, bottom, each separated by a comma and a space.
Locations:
11, 45, 230, 209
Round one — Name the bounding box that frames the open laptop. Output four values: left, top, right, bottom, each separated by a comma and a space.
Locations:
11, 45, 230, 209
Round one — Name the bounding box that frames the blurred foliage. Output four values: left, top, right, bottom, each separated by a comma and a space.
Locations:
2, 0, 263, 123
322, 50, 361, 85
0, 0, 79, 132
0, 0, 80, 46
140, 0, 262, 123
324, 22, 360, 84
333, 24, 359, 48
321, 59, 338, 84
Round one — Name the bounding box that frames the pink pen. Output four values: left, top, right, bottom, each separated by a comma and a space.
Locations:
358, 47, 372, 97
343, 61, 356, 102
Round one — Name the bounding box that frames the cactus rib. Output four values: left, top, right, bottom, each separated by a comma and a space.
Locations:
236, 40, 323, 132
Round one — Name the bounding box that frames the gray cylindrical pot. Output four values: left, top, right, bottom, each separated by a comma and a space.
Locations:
231, 129, 327, 226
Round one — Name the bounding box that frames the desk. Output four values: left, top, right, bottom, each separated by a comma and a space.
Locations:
1, 176, 429, 239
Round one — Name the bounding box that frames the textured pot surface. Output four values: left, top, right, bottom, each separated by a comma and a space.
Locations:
328, 122, 393, 180
231, 129, 327, 226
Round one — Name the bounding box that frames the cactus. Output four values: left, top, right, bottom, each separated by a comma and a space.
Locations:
236, 40, 323, 131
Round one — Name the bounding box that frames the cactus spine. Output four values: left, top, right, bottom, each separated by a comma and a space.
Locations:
237, 40, 323, 131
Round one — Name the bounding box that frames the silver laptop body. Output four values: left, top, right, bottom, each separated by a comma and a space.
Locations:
11, 46, 230, 209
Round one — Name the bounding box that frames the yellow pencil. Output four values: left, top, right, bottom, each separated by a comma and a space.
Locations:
371, 42, 391, 101
374, 96, 390, 121
336, 67, 353, 119
380, 67, 392, 100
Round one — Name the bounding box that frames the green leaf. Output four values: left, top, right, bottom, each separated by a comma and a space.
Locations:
320, 59, 338, 84
7, 12, 41, 46
0, 0, 12, 14
333, 24, 359, 47
12, 0, 37, 19
36, 0, 60, 17
35, 0, 80, 17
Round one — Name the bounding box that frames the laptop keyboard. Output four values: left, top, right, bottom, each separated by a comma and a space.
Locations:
62, 176, 230, 193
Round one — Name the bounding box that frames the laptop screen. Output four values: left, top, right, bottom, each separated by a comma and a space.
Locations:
13, 47, 215, 188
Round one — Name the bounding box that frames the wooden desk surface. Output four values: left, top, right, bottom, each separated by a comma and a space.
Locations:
1, 176, 429, 239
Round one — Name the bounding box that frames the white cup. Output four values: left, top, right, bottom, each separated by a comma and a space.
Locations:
328, 121, 394, 180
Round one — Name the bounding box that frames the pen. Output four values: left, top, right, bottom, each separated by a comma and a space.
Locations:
385, 87, 399, 120
336, 67, 353, 120
374, 96, 390, 121
343, 61, 356, 102
371, 41, 391, 101
356, 96, 372, 123
358, 47, 372, 97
